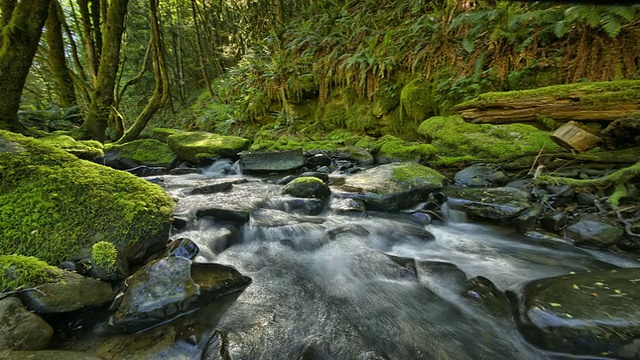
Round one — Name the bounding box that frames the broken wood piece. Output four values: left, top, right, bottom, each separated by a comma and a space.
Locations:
549, 121, 601, 152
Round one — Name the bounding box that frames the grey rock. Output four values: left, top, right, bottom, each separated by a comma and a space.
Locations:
260, 196, 326, 216
0, 297, 53, 350
454, 164, 508, 187
190, 178, 247, 195
20, 272, 113, 314
241, 148, 306, 172
335, 162, 446, 212
110, 257, 250, 332
443, 186, 535, 223
565, 214, 624, 247
541, 212, 569, 232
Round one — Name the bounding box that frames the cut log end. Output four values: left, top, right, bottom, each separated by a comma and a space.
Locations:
550, 121, 601, 152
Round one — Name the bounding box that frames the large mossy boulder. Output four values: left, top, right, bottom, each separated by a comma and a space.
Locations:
0, 130, 174, 266
512, 268, 640, 359
336, 162, 446, 212
418, 115, 561, 160
167, 131, 250, 164
39, 135, 104, 160
103, 139, 176, 169
372, 135, 436, 164
282, 176, 331, 199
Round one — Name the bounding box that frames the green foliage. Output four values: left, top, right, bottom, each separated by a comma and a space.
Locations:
92, 241, 118, 273
0, 130, 174, 265
0, 255, 63, 291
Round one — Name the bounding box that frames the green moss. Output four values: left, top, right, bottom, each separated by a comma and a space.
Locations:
106, 139, 175, 165
250, 127, 363, 152
0, 255, 63, 291
391, 162, 446, 186
39, 135, 104, 160
289, 176, 324, 186
167, 131, 250, 163
418, 115, 561, 160
151, 128, 183, 143
92, 241, 118, 273
0, 130, 174, 265
400, 79, 436, 122
374, 135, 436, 163
458, 80, 640, 108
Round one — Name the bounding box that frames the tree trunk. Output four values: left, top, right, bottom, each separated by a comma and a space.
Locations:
77, 0, 99, 83
190, 0, 213, 96
117, 0, 169, 143
0, 0, 52, 131
45, 0, 77, 108
454, 81, 640, 124
79, 0, 129, 141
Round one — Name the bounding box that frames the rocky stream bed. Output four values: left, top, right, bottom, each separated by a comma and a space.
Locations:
2, 146, 640, 359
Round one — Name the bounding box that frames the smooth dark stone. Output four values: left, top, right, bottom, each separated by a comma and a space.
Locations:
306, 153, 332, 167
126, 166, 167, 177
195, 207, 250, 224
276, 175, 297, 185
443, 186, 535, 223
260, 196, 326, 216
454, 164, 507, 187
172, 217, 189, 231
241, 148, 306, 172
170, 168, 201, 175
565, 214, 624, 247
512, 268, 640, 359
190, 178, 247, 195
541, 212, 569, 232
576, 192, 596, 206
462, 276, 510, 317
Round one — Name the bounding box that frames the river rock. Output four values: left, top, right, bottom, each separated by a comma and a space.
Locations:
20, 271, 114, 314
0, 297, 53, 350
110, 256, 250, 332
442, 186, 536, 224
328, 147, 374, 165
196, 207, 250, 224
512, 268, 640, 359
565, 214, 624, 247
462, 276, 510, 317
453, 164, 507, 187
240, 148, 306, 172
190, 178, 246, 195
165, 238, 200, 260
282, 176, 331, 199
306, 153, 332, 167
259, 196, 326, 216
329, 198, 366, 215
335, 162, 446, 212
299, 171, 330, 183
0, 350, 102, 360
167, 131, 250, 164
540, 212, 569, 232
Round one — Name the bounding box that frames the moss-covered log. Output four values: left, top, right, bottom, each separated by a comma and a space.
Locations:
454, 81, 640, 124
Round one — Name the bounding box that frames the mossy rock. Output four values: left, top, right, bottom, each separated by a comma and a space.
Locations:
39, 135, 104, 160
0, 130, 174, 266
104, 139, 176, 168
400, 79, 436, 122
418, 115, 561, 160
282, 177, 331, 199
372, 135, 436, 164
0, 255, 63, 291
151, 128, 183, 143
167, 131, 250, 164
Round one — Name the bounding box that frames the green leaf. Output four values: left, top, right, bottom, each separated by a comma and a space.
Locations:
549, 302, 563, 307
462, 38, 475, 53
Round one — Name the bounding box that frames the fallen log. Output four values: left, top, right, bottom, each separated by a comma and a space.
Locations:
454, 81, 640, 124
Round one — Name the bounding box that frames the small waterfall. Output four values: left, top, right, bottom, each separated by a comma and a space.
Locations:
202, 158, 242, 177
441, 200, 467, 223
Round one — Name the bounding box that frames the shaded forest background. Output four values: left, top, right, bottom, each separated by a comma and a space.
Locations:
3, 0, 640, 143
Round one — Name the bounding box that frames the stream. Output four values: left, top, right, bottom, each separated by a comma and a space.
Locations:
65, 161, 640, 359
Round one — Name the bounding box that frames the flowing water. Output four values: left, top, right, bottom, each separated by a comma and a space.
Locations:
73, 162, 640, 359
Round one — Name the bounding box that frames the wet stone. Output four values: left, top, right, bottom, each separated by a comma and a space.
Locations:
462, 276, 510, 318
0, 297, 53, 350
195, 207, 250, 224
454, 164, 508, 187
299, 171, 330, 183
512, 268, 640, 359
443, 186, 535, 223
565, 214, 624, 247
241, 148, 306, 172
259, 196, 326, 216
306, 153, 332, 167
165, 238, 200, 259
541, 212, 569, 232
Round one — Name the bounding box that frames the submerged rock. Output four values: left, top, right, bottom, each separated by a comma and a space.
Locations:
110, 256, 250, 332
259, 196, 326, 216
167, 131, 249, 164
565, 214, 624, 248
462, 276, 510, 317
443, 186, 536, 226
512, 268, 640, 359
335, 162, 446, 212
240, 148, 306, 172
190, 178, 246, 195
0, 297, 53, 350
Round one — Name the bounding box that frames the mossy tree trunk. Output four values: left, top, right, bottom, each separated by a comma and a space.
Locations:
116, 0, 169, 144
79, 0, 129, 142
45, 0, 77, 109
0, 0, 52, 131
